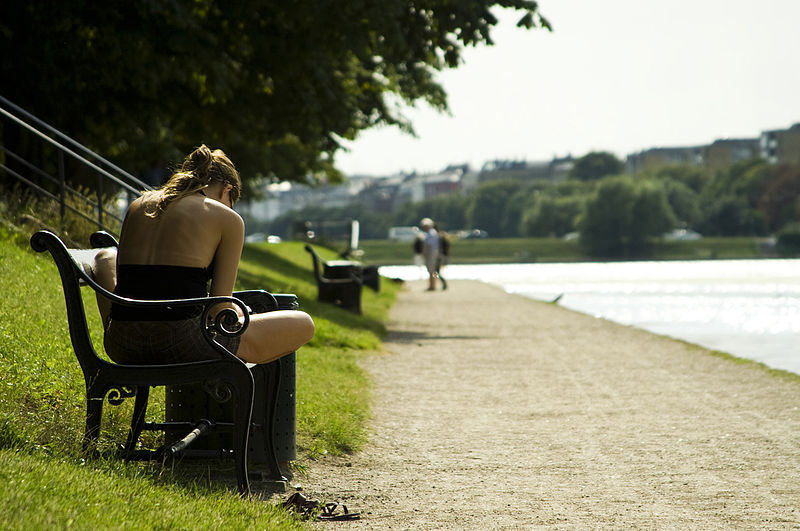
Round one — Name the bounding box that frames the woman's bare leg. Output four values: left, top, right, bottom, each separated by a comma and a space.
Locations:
92, 248, 117, 327
237, 310, 315, 364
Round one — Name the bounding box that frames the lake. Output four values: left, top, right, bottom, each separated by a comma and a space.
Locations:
380, 259, 800, 375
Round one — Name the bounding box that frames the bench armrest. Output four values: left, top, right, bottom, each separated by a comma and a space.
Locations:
233, 290, 279, 314
102, 291, 251, 339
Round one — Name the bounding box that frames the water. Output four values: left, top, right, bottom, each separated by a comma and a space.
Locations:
380, 259, 800, 375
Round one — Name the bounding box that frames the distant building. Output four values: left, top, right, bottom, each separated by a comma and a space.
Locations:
357, 174, 406, 212
478, 156, 573, 184
238, 180, 356, 223
626, 146, 705, 173
704, 138, 760, 172
760, 123, 800, 164
422, 169, 462, 198
627, 123, 800, 174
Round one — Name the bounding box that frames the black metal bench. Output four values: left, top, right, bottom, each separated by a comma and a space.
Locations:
304, 244, 363, 313
30, 230, 289, 496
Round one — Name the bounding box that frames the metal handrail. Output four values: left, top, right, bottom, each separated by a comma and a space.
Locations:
0, 95, 153, 235
0, 95, 148, 192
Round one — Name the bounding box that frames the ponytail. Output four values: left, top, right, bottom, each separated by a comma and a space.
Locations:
144, 145, 241, 217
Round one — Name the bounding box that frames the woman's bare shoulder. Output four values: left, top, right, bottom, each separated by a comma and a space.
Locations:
127, 191, 161, 213
203, 197, 244, 225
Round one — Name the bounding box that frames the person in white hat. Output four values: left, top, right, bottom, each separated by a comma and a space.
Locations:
420, 217, 439, 291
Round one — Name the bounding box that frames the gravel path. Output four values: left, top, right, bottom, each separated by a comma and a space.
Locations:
297, 280, 800, 529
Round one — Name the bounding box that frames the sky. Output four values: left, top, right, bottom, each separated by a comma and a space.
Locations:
335, 0, 800, 177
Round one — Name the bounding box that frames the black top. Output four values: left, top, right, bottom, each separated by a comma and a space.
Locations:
111, 264, 213, 321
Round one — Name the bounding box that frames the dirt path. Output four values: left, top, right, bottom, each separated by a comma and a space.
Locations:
295, 280, 800, 529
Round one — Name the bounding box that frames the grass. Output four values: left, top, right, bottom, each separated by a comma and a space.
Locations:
0, 450, 305, 530
358, 236, 774, 265
0, 202, 399, 529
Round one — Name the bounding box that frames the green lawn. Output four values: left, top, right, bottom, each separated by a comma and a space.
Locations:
0, 224, 398, 529
358, 236, 773, 265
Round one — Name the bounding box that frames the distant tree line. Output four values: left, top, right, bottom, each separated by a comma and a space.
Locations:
252, 151, 800, 258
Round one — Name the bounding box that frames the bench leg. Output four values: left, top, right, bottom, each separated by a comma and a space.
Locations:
261, 360, 285, 481
83, 397, 103, 456
123, 386, 149, 458
233, 379, 254, 496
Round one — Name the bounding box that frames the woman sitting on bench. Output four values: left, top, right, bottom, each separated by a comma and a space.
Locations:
94, 144, 315, 365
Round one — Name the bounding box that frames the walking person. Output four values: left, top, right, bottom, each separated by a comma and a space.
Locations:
435, 224, 450, 290
420, 217, 439, 291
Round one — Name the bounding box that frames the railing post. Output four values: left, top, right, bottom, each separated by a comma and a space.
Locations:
58, 151, 66, 221
97, 173, 104, 230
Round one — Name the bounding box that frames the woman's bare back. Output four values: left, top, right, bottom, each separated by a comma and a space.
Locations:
118, 190, 244, 298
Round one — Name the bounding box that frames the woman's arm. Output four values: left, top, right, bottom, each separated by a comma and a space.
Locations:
210, 208, 245, 298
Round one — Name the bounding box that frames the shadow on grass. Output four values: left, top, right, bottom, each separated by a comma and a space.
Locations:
238, 244, 388, 337
240, 245, 311, 284
387, 330, 484, 343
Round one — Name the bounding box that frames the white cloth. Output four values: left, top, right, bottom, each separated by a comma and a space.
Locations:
422, 228, 439, 274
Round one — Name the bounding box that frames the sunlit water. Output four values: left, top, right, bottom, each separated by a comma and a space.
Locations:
380, 259, 800, 375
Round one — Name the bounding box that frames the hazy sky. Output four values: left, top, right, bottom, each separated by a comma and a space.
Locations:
335, 0, 800, 176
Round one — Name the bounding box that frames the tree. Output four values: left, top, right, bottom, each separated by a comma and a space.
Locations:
520, 194, 583, 237
0, 1, 550, 182
651, 165, 711, 193
578, 177, 637, 256
696, 196, 767, 236
466, 180, 522, 236
756, 164, 800, 232
702, 159, 771, 209
569, 151, 624, 181
578, 176, 677, 257
628, 180, 677, 248
393, 194, 469, 232
660, 178, 701, 227
502, 188, 531, 237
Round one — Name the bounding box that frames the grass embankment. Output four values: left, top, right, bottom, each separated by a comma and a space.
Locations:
359, 236, 775, 266
0, 224, 398, 529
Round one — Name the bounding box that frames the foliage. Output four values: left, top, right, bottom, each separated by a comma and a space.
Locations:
756, 164, 800, 231
776, 222, 800, 254
466, 179, 523, 236
0, 185, 120, 248
578, 176, 637, 256
629, 180, 677, 246
578, 176, 676, 257
1, 1, 549, 182
660, 178, 701, 227
520, 194, 583, 237
696, 196, 768, 236
249, 155, 800, 257
649, 164, 711, 193
393, 194, 470, 233
569, 151, 624, 181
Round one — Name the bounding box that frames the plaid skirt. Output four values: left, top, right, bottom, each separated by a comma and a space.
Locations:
104, 317, 240, 365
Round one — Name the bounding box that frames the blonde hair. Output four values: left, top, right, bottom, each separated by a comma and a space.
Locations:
144, 144, 241, 218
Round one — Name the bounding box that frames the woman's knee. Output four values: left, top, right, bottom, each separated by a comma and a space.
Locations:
93, 248, 118, 290
292, 311, 315, 344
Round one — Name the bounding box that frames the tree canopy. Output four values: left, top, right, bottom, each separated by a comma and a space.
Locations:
0, 1, 549, 183
578, 176, 677, 257
569, 151, 624, 181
